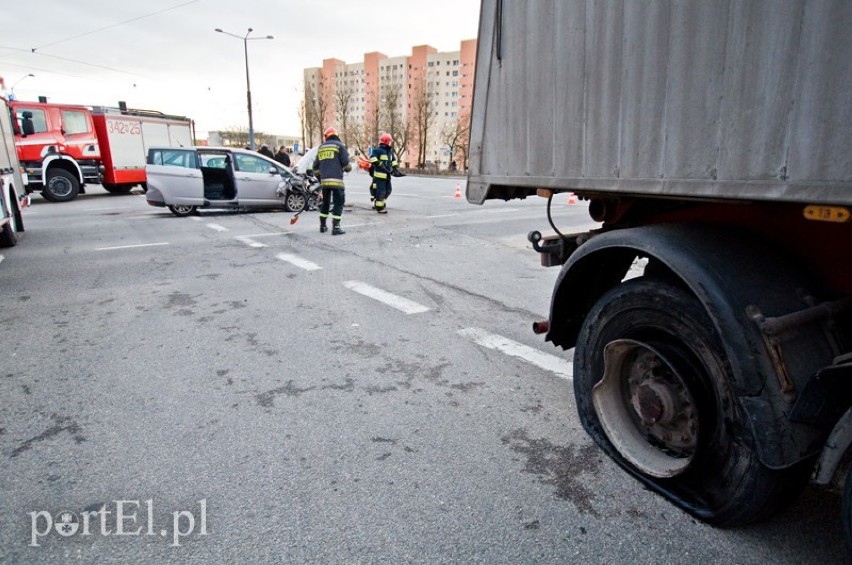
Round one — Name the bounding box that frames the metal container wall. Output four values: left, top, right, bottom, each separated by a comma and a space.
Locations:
468, 0, 852, 205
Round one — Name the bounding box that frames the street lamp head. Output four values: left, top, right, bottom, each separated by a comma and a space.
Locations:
266, 35, 273, 39
214, 28, 223, 32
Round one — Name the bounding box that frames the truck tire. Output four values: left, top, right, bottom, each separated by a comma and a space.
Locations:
103, 183, 134, 194
0, 206, 16, 248
42, 169, 80, 202
844, 468, 852, 555
573, 277, 809, 527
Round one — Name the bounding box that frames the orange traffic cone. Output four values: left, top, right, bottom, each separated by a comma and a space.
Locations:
454, 183, 462, 199
567, 192, 577, 205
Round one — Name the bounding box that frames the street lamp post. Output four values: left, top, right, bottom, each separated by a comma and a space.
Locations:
215, 27, 273, 150
9, 73, 34, 99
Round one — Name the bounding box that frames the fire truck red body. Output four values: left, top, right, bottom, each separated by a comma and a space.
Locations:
9, 100, 193, 202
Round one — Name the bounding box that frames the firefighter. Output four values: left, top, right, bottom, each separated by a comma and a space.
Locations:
369, 133, 399, 214
312, 127, 352, 235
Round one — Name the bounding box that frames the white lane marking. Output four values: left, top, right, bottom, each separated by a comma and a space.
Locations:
189, 216, 202, 222
238, 232, 290, 238
82, 206, 132, 212
96, 242, 171, 251
207, 223, 228, 232
480, 208, 519, 214
276, 253, 322, 271
425, 213, 460, 219
236, 232, 291, 248
458, 327, 572, 380
0, 254, 4, 265
343, 280, 430, 315
235, 236, 266, 248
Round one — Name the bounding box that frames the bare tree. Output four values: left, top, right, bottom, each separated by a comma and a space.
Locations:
335, 83, 356, 147
441, 116, 470, 170
303, 76, 330, 149
218, 125, 250, 148
379, 83, 410, 165
409, 71, 437, 167
302, 82, 319, 149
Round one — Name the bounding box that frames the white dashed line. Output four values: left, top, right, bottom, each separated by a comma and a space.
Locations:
238, 232, 290, 238
207, 223, 228, 232
235, 236, 266, 248
96, 242, 171, 251
425, 213, 460, 219
458, 327, 572, 380
0, 254, 4, 265
189, 216, 202, 221
343, 280, 430, 315
276, 253, 322, 271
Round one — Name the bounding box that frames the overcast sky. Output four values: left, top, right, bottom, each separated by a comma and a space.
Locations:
0, 0, 481, 138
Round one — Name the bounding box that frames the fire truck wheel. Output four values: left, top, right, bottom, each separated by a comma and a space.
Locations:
573, 277, 810, 527
42, 169, 80, 202
103, 184, 134, 194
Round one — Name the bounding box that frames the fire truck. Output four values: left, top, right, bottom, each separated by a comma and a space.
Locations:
9, 100, 193, 202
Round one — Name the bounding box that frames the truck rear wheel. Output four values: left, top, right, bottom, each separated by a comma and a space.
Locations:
103, 183, 134, 194
844, 467, 852, 555
574, 277, 808, 527
0, 195, 18, 247
42, 169, 80, 202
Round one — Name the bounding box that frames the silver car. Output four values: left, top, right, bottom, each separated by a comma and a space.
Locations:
145, 146, 307, 217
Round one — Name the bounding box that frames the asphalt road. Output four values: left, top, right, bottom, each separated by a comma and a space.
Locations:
0, 175, 847, 563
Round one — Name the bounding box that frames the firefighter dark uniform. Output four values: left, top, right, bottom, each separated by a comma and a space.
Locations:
370, 133, 398, 214
312, 127, 351, 235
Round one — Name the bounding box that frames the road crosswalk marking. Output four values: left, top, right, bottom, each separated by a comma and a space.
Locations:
458, 327, 572, 380
343, 280, 431, 315
277, 253, 322, 271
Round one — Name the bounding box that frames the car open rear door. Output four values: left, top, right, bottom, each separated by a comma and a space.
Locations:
146, 148, 203, 205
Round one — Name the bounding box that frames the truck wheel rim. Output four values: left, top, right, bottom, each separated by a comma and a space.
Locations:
592, 339, 699, 478
49, 177, 72, 197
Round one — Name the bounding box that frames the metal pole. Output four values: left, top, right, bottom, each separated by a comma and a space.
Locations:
244, 34, 254, 150
215, 28, 272, 151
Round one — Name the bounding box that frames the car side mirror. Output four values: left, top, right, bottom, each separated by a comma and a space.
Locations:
269, 167, 278, 175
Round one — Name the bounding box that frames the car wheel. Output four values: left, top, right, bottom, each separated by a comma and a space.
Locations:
285, 192, 307, 213
574, 277, 810, 527
168, 205, 198, 217
42, 169, 80, 202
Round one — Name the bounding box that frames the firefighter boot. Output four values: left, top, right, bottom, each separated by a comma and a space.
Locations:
319, 217, 328, 233
332, 220, 345, 236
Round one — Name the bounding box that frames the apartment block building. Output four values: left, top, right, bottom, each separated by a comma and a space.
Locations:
303, 39, 476, 170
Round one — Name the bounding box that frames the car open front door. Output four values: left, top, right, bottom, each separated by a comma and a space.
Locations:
146, 148, 203, 205
231, 152, 285, 205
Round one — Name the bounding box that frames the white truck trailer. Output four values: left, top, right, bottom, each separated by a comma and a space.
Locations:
0, 96, 26, 246
467, 0, 852, 547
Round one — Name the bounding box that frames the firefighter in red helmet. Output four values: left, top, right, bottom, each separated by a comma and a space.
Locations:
312, 127, 351, 235
369, 132, 403, 214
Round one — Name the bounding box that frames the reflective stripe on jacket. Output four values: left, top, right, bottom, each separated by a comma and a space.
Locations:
312, 137, 351, 188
